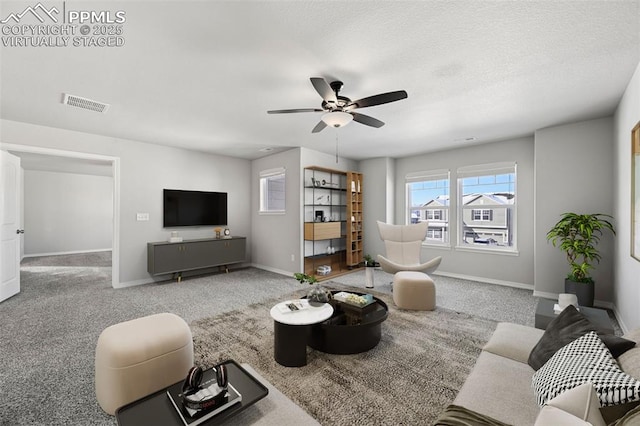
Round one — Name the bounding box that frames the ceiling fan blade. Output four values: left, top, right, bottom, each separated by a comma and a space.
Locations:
346, 90, 408, 110
311, 120, 327, 133
351, 112, 385, 128
267, 108, 323, 114
310, 77, 337, 103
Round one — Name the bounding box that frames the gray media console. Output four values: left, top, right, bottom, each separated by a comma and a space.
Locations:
147, 237, 246, 279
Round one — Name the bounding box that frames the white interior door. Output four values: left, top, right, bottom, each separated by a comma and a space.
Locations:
1, 151, 21, 302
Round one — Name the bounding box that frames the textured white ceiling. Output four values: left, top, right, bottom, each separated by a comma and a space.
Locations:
1, 1, 639, 160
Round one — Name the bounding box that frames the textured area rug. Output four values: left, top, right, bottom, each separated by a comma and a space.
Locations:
191, 283, 497, 425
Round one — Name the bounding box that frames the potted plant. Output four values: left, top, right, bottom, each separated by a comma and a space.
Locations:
293, 272, 331, 305
363, 254, 376, 288
363, 254, 376, 267
546, 212, 615, 307
293, 272, 318, 285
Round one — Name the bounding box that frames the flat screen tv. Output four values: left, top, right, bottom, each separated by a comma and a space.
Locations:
163, 189, 228, 227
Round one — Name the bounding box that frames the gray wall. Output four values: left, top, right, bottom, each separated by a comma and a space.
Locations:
251, 148, 301, 274
613, 61, 640, 331
361, 157, 395, 260
250, 147, 358, 276
23, 170, 113, 256
394, 137, 535, 287
1, 119, 251, 287
534, 117, 614, 304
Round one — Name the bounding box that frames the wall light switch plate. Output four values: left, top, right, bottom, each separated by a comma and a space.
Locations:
136, 213, 150, 221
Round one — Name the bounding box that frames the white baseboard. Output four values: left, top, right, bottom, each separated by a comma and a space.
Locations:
114, 277, 157, 289
23, 248, 112, 258
532, 290, 558, 300
532, 290, 614, 310
434, 271, 534, 291
613, 306, 631, 334
250, 263, 292, 278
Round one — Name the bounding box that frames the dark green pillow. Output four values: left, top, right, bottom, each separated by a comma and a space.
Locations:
528, 305, 636, 370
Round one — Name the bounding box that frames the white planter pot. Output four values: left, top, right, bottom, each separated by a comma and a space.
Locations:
365, 267, 374, 288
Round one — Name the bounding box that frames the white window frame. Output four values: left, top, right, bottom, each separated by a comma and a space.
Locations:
405, 169, 450, 246
456, 162, 517, 254
259, 167, 286, 214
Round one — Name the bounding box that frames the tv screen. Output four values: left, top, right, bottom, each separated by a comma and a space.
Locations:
163, 189, 228, 227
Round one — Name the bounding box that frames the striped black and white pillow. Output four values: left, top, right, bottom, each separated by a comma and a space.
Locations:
532, 331, 640, 407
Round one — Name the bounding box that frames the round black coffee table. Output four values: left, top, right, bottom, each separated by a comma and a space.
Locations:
308, 291, 388, 355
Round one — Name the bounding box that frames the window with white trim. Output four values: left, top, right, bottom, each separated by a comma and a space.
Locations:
472, 209, 493, 221
405, 169, 450, 245
457, 162, 516, 251
259, 167, 285, 213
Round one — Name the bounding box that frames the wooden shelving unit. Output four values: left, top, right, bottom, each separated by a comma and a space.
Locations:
303, 167, 351, 281
302, 167, 364, 280
346, 172, 363, 267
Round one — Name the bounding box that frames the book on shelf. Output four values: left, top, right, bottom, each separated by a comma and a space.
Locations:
166, 368, 242, 426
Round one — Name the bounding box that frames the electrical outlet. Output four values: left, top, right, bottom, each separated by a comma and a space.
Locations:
136, 213, 150, 221
290, 254, 295, 262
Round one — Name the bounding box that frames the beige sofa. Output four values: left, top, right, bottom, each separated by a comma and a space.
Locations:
453, 323, 640, 425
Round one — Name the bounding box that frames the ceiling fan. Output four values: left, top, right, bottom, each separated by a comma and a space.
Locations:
267, 77, 408, 133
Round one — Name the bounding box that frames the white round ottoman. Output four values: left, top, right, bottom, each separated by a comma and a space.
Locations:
95, 313, 194, 415
393, 271, 436, 310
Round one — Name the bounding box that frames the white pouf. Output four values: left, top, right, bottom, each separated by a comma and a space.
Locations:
393, 271, 436, 310
95, 313, 194, 415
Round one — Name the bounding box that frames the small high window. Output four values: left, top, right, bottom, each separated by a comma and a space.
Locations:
259, 167, 285, 213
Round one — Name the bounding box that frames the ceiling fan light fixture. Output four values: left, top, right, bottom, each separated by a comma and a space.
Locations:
321, 111, 353, 128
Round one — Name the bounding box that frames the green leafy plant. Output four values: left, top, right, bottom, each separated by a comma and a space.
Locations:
293, 272, 318, 285
363, 254, 375, 267
546, 213, 616, 284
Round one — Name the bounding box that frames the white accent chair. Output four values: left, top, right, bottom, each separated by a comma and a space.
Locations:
376, 221, 442, 274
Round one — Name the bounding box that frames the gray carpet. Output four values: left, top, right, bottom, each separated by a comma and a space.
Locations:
0, 252, 557, 425
192, 284, 496, 425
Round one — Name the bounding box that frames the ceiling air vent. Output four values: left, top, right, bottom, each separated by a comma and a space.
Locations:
62, 93, 110, 113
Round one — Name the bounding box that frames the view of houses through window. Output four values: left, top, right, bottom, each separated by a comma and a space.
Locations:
406, 162, 517, 252
259, 167, 286, 213
406, 170, 450, 245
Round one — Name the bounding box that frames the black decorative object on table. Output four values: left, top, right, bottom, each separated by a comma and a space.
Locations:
307, 283, 332, 306
167, 364, 241, 426
116, 360, 265, 426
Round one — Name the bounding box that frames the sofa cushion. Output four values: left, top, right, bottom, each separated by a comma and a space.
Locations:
532, 332, 640, 407
528, 305, 635, 370
602, 330, 640, 423
545, 383, 606, 426
610, 404, 640, 425
534, 406, 592, 426
483, 323, 544, 364
619, 329, 640, 379
454, 351, 540, 425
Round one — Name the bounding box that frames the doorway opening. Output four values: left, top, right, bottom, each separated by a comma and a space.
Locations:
1, 144, 120, 290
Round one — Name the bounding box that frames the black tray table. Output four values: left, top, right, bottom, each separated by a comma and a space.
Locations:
116, 360, 269, 426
